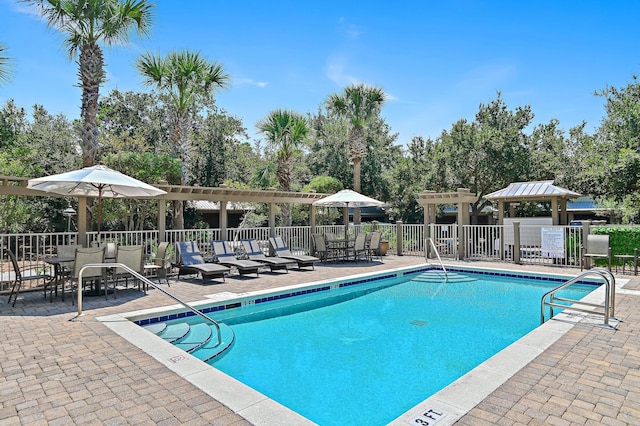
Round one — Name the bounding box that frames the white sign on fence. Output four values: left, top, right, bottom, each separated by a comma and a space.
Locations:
541, 228, 564, 258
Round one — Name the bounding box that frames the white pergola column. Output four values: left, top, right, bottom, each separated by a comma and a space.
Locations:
219, 201, 228, 240
158, 200, 166, 242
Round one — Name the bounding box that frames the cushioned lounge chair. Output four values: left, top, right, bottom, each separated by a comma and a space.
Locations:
211, 240, 263, 277
269, 236, 320, 270
241, 239, 296, 273
175, 241, 229, 283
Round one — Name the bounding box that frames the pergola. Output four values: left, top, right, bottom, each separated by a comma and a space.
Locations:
485, 180, 581, 225
0, 176, 329, 245
417, 188, 478, 258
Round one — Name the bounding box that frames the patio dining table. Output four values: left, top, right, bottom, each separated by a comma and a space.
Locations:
326, 238, 355, 262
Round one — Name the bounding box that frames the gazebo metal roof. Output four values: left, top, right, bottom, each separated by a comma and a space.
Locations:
485, 180, 581, 201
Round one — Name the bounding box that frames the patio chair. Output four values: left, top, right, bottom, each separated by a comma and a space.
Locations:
348, 233, 369, 262
6, 249, 54, 307
112, 245, 145, 295
211, 240, 263, 277
175, 241, 229, 284
367, 232, 383, 263
269, 236, 320, 270
581, 234, 611, 270
143, 242, 172, 285
70, 247, 106, 305
54, 243, 81, 293
312, 233, 333, 262
240, 239, 296, 273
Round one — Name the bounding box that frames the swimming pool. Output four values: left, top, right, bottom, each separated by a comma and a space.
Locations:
123, 266, 600, 425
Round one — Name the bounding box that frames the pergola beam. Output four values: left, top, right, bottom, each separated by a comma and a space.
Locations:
0, 176, 330, 245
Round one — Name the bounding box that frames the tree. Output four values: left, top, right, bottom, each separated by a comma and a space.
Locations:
300, 176, 343, 225
434, 94, 533, 223
0, 43, 14, 85
98, 89, 171, 155
590, 76, 640, 221
191, 107, 254, 187
307, 108, 398, 202
388, 136, 437, 223
0, 101, 78, 232
326, 83, 386, 224
22, 0, 155, 168
256, 109, 309, 226
136, 49, 229, 228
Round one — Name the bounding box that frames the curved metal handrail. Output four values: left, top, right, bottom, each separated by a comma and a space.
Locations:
425, 238, 448, 281
541, 267, 615, 326
76, 263, 223, 345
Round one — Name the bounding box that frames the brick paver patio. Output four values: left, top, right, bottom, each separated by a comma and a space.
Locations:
1, 256, 639, 425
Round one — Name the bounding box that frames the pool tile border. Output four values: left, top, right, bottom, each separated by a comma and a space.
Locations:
133, 266, 600, 327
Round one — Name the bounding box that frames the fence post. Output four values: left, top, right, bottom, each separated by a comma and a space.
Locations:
513, 221, 521, 264
396, 220, 403, 256
581, 221, 591, 268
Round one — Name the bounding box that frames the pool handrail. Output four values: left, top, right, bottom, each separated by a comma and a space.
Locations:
76, 263, 223, 345
425, 238, 448, 281
540, 267, 615, 326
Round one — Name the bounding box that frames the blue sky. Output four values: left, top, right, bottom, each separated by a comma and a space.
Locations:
1, 0, 640, 146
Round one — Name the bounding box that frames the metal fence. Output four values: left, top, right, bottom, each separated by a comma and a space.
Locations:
0, 222, 614, 295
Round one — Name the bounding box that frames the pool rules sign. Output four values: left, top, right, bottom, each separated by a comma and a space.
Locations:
541, 227, 565, 258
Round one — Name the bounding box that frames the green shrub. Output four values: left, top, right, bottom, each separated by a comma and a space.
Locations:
592, 226, 640, 266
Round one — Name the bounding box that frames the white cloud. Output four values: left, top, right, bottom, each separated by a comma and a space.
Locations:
234, 78, 268, 88
337, 17, 363, 40
325, 54, 360, 87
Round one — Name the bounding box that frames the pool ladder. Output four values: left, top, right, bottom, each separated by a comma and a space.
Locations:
425, 238, 448, 281
541, 267, 616, 326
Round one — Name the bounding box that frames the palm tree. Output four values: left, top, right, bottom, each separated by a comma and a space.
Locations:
22, 0, 155, 167
326, 83, 386, 224
136, 49, 229, 229
256, 109, 309, 226
0, 43, 13, 85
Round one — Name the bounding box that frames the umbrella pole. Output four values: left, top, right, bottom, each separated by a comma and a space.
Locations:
97, 188, 102, 237
344, 203, 349, 238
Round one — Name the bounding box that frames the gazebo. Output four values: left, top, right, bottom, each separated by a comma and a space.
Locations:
485, 180, 581, 225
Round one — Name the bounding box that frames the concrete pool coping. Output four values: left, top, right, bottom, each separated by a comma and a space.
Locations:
98, 263, 623, 425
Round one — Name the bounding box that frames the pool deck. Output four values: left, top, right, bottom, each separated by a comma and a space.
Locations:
1, 256, 639, 425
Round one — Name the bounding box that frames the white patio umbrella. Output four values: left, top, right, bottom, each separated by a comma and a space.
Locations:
27, 164, 167, 234
313, 189, 385, 235
313, 189, 385, 208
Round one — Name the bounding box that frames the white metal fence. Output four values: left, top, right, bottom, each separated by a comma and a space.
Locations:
0, 222, 604, 295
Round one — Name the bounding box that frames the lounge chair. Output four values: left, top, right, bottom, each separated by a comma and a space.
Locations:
269, 236, 320, 270
175, 241, 229, 283
211, 240, 263, 277
241, 239, 296, 273
581, 234, 611, 270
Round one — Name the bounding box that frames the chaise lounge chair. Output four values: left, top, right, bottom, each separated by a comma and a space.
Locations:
175, 241, 229, 283
241, 239, 296, 273
269, 236, 320, 270
211, 240, 263, 277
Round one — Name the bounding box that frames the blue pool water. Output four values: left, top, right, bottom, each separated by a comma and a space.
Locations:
154, 271, 595, 425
